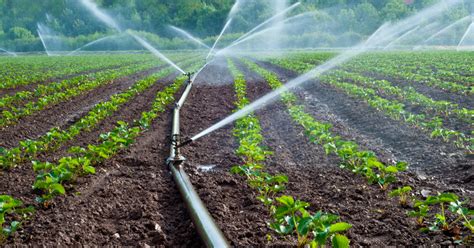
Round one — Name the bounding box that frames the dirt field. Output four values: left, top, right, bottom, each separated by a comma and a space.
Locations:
3, 58, 472, 246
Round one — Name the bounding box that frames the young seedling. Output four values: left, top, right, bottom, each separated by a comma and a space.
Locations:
0, 195, 34, 244
449, 200, 474, 234
408, 201, 429, 226
424, 193, 459, 231
410, 192, 473, 239
270, 195, 351, 248
389, 186, 413, 207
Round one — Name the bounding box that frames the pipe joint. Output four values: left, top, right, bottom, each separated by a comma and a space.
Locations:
168, 134, 186, 164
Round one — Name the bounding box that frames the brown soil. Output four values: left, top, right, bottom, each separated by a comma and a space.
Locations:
255, 60, 473, 191
0, 65, 165, 148
362, 71, 474, 110
2, 57, 473, 247
0, 64, 128, 97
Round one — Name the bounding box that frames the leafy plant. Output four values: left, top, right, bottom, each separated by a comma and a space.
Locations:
0, 195, 34, 244
409, 192, 473, 239
228, 59, 352, 247
408, 202, 429, 226
270, 195, 351, 248
389, 186, 413, 206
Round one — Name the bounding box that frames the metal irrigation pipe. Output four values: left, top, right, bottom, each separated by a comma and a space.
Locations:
166, 72, 229, 248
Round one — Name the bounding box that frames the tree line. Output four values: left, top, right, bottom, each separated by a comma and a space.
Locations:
0, 0, 471, 51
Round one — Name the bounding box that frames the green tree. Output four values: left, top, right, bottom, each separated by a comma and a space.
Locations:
382, 0, 411, 21
354, 2, 380, 34
7, 27, 35, 40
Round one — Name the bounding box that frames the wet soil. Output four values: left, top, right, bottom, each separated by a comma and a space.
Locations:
180, 59, 473, 247
0, 64, 129, 97
362, 71, 474, 110
0, 65, 165, 148
2, 58, 473, 247
341, 76, 472, 136
255, 60, 473, 191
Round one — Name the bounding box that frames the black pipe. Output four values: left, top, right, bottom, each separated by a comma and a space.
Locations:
167, 70, 229, 247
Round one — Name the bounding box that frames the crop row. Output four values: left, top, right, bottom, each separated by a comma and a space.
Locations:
345, 62, 472, 95
268, 55, 473, 122
242, 58, 408, 190
331, 71, 472, 123
227, 59, 352, 248
347, 52, 474, 86
267, 58, 473, 152
0, 57, 201, 169
0, 62, 159, 127
0, 195, 34, 244
30, 60, 203, 204
270, 51, 473, 90
0, 62, 157, 110
241, 58, 474, 243
0, 54, 163, 90
0, 60, 203, 242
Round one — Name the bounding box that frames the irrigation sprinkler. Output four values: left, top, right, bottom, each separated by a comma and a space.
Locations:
166, 69, 229, 247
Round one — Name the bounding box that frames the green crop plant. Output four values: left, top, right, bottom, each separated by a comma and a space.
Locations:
231, 165, 288, 206
423, 193, 471, 232
228, 58, 352, 246
32, 157, 95, 205
408, 192, 473, 242
0, 195, 34, 244
270, 195, 351, 248
389, 186, 413, 206
0, 58, 200, 169
408, 202, 429, 226
30, 61, 203, 205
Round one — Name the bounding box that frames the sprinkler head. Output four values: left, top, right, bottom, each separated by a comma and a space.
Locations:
183, 72, 194, 84
168, 134, 187, 164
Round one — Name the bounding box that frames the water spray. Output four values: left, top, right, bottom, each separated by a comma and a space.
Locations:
230, 2, 301, 46
129, 32, 186, 74
189, 0, 463, 143
37, 23, 52, 56
457, 21, 473, 50
0, 48, 17, 57
68, 34, 121, 55
165, 65, 229, 246
207, 18, 233, 60
80, 0, 121, 32
169, 25, 210, 49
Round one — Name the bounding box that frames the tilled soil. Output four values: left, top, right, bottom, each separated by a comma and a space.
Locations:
362, 71, 474, 110
0, 65, 165, 148
0, 63, 133, 99
255, 60, 473, 191
341, 77, 472, 136
2, 71, 200, 246
2, 57, 473, 246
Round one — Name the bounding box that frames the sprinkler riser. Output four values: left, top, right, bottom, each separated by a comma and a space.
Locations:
165, 65, 229, 247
